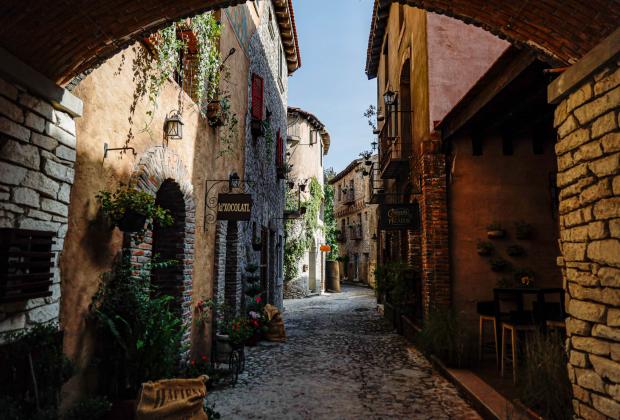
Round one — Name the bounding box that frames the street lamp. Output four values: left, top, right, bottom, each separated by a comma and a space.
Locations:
164, 110, 184, 140
383, 90, 396, 107
228, 172, 240, 190
371, 140, 377, 151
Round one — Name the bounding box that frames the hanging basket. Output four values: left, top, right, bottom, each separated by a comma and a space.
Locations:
207, 101, 224, 127
116, 210, 148, 232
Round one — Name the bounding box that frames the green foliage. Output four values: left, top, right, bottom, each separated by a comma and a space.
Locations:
323, 170, 339, 260
224, 316, 254, 346
517, 331, 572, 419
364, 104, 377, 132
284, 177, 325, 281
204, 400, 222, 419
476, 240, 494, 255
0, 323, 75, 419
96, 187, 174, 231
62, 397, 112, 420
414, 310, 477, 368
89, 257, 184, 399
374, 262, 414, 305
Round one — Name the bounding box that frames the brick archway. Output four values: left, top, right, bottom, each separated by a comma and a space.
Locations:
127, 147, 196, 345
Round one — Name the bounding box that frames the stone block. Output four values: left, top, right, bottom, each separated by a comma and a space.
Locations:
44, 122, 76, 149
19, 92, 54, 120
556, 128, 591, 155
43, 158, 74, 183
567, 318, 593, 336
594, 198, 620, 220
568, 269, 599, 286
0, 77, 18, 101
591, 111, 618, 139
583, 205, 594, 222
594, 65, 620, 96
609, 309, 620, 327
0, 313, 26, 333
573, 384, 591, 404
27, 302, 59, 324
562, 242, 587, 261
0, 161, 27, 185
56, 145, 76, 162
558, 152, 575, 171
0, 116, 30, 142
22, 171, 59, 198
560, 196, 582, 214
593, 324, 620, 342
567, 83, 593, 113
562, 225, 589, 242
614, 176, 620, 195
12, 187, 39, 208
1, 139, 40, 170
57, 183, 71, 204
579, 402, 608, 420
600, 267, 620, 287
41, 198, 68, 217
588, 221, 608, 240
31, 132, 58, 151
589, 153, 620, 177
581, 179, 612, 205
602, 132, 620, 153
591, 394, 620, 419
558, 163, 589, 188
576, 367, 606, 392
0, 96, 24, 123
24, 111, 46, 133
588, 240, 620, 267
53, 110, 76, 135
27, 209, 52, 221
554, 99, 569, 127
575, 86, 620, 125
558, 114, 579, 138
613, 343, 620, 362
571, 350, 589, 367
612, 218, 620, 237
0, 202, 25, 214
574, 141, 603, 163
18, 217, 60, 232
569, 299, 607, 322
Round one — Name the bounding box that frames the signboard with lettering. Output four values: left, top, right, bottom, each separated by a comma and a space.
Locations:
379, 204, 420, 230
217, 194, 253, 221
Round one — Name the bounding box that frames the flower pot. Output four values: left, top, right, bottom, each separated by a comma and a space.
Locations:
117, 210, 147, 232
487, 229, 505, 239
251, 118, 264, 137
207, 101, 223, 127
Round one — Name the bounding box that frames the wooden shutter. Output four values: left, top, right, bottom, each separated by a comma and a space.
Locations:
251, 74, 264, 120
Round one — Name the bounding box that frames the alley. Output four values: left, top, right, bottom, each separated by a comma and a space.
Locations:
208, 285, 480, 419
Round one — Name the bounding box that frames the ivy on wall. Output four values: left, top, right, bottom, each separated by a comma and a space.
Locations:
283, 177, 324, 282
323, 169, 339, 260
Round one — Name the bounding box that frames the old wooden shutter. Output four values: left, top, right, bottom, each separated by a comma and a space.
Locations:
251, 74, 264, 120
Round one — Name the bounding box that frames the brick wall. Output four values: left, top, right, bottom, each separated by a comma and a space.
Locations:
0, 76, 78, 336
554, 56, 620, 419
419, 139, 450, 315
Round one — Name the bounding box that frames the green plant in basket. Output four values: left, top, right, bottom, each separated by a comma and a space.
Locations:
224, 316, 254, 346
96, 187, 173, 233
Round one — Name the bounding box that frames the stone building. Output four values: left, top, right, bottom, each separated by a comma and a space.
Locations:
283, 106, 330, 297
330, 156, 379, 286
0, 0, 299, 401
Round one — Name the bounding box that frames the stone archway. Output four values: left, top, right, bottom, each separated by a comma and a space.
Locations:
127, 147, 196, 343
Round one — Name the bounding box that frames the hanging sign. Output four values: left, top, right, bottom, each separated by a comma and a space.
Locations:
379, 204, 420, 230
217, 194, 253, 221
319, 244, 331, 252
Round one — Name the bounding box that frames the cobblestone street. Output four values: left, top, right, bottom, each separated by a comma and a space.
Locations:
209, 285, 481, 419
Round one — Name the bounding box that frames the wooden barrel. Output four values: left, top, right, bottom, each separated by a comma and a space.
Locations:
325, 260, 340, 292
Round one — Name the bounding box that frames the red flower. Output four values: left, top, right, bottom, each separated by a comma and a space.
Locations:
255, 297, 262, 303
201, 355, 207, 361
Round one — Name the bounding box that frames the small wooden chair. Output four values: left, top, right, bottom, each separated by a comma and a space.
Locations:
477, 301, 499, 366
501, 321, 536, 383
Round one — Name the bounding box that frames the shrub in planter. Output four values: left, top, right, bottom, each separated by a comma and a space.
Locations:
489, 256, 511, 272
515, 220, 533, 240
97, 187, 173, 233
506, 244, 526, 257
486, 221, 505, 239
476, 240, 494, 256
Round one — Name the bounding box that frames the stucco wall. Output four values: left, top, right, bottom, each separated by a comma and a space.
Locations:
448, 132, 562, 322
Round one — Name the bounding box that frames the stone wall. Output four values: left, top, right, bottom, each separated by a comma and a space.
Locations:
0, 75, 78, 336
554, 55, 620, 418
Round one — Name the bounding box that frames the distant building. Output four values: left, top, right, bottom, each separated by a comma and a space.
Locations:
284, 107, 330, 297
330, 156, 379, 286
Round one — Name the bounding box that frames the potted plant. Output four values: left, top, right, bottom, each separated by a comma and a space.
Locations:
359, 150, 373, 166
476, 240, 494, 256
507, 244, 526, 257
97, 187, 173, 233
489, 256, 511, 272
514, 268, 535, 288
486, 221, 505, 239
252, 234, 262, 251
515, 220, 533, 240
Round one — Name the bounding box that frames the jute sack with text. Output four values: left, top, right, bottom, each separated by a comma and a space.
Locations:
264, 304, 286, 342
136, 375, 209, 420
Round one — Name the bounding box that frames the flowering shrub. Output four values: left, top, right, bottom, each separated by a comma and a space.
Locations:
225, 317, 254, 346
184, 354, 210, 378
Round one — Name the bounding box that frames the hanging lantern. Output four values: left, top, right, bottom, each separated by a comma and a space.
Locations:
228, 172, 241, 190
164, 111, 184, 140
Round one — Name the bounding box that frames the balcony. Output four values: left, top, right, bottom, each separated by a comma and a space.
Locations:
342, 189, 355, 205
379, 133, 410, 179
369, 164, 384, 204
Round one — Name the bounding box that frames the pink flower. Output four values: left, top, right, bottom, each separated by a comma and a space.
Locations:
255, 297, 262, 303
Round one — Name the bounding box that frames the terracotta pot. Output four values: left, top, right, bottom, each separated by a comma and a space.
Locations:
487, 229, 505, 239
117, 210, 147, 232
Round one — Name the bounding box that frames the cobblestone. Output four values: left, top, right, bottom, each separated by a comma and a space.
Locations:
208, 286, 480, 419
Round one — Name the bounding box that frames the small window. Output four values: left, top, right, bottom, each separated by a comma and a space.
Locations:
251, 74, 264, 120
472, 133, 483, 156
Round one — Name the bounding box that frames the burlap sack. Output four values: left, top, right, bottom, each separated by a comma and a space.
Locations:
264, 304, 286, 342
136, 375, 209, 420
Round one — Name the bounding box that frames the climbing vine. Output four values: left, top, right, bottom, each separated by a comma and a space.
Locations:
283, 177, 325, 282
323, 168, 339, 260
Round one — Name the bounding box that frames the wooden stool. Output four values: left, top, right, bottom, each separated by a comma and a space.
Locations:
501, 323, 535, 383
478, 315, 498, 366
546, 319, 566, 332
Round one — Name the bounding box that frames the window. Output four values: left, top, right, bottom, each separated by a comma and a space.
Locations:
251, 74, 264, 120
338, 185, 342, 201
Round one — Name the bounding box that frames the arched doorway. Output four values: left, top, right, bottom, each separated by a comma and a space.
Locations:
151, 179, 186, 313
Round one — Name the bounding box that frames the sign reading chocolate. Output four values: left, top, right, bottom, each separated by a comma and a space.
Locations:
217, 193, 253, 221
379, 204, 420, 230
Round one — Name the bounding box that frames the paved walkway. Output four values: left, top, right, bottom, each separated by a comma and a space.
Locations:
208, 285, 481, 419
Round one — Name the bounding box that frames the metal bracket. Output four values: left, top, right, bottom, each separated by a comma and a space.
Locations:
103, 142, 137, 159
203, 177, 255, 232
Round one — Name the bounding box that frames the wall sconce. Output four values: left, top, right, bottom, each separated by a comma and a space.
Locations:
371, 141, 377, 151
383, 90, 396, 107
164, 110, 184, 140
228, 172, 241, 190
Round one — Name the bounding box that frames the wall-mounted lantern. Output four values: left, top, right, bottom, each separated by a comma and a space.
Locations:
383, 90, 397, 107
371, 140, 378, 151
228, 172, 241, 190
164, 111, 184, 140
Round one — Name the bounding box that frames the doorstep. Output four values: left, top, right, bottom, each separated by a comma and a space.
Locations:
429, 356, 537, 420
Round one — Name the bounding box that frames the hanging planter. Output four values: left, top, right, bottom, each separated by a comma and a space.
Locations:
476, 240, 494, 256
116, 209, 148, 233
486, 222, 505, 239
206, 100, 224, 127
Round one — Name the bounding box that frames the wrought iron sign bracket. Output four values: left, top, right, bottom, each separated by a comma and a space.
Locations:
203, 176, 255, 232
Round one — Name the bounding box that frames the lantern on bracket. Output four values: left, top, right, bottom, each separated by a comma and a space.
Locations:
164, 110, 184, 140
